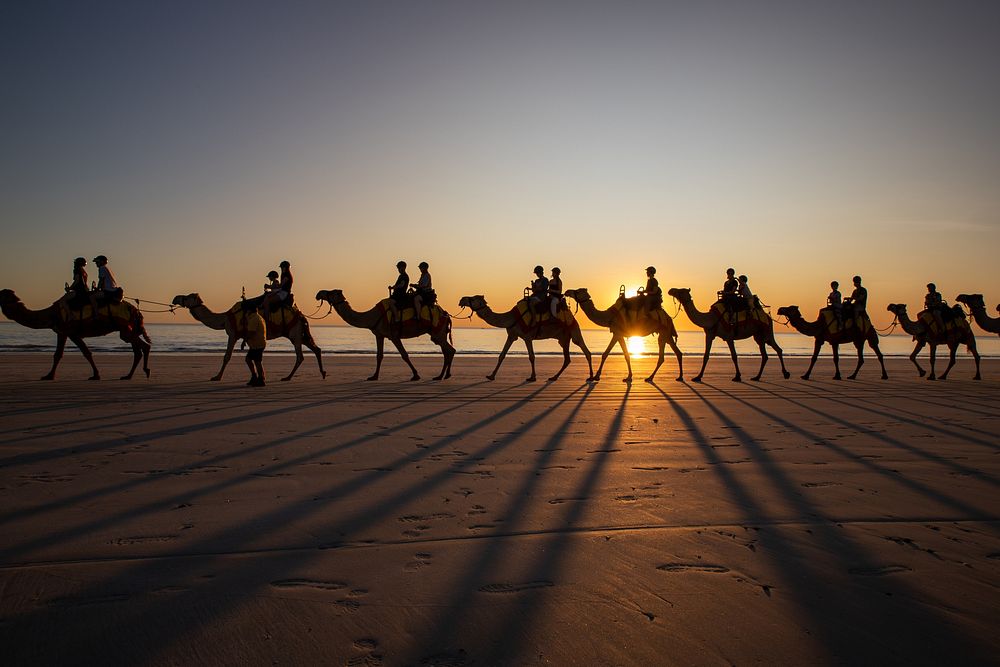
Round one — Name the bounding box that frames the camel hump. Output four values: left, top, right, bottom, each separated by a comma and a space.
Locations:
57, 300, 135, 326
515, 298, 573, 329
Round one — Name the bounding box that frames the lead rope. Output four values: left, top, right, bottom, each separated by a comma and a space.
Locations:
130, 297, 179, 314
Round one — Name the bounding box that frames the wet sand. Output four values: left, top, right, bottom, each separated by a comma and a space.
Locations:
1, 353, 998, 665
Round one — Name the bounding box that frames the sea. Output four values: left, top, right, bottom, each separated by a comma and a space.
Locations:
2, 322, 998, 358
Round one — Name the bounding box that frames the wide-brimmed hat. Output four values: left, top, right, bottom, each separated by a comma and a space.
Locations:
266, 270, 279, 279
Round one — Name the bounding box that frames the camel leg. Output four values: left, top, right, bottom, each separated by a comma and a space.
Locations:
524, 338, 537, 382
488, 333, 518, 381
433, 335, 455, 381
594, 336, 618, 381
620, 336, 633, 383
369, 335, 385, 381
802, 339, 822, 380
571, 329, 594, 381
70, 335, 100, 380
848, 341, 864, 380
42, 333, 68, 380
769, 335, 791, 379
693, 334, 714, 382
831, 343, 841, 380
969, 340, 981, 380
909, 340, 927, 378
729, 339, 743, 382
390, 337, 420, 381
869, 334, 888, 380
121, 338, 143, 380
927, 343, 937, 381
751, 339, 767, 381
282, 337, 305, 381
939, 343, 957, 381
141, 339, 151, 378
646, 335, 666, 383
668, 336, 683, 382
548, 338, 572, 382
212, 336, 237, 381
304, 333, 327, 379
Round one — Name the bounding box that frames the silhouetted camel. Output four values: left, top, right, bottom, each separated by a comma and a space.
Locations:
955, 294, 1000, 337
458, 295, 593, 382
777, 305, 887, 380
886, 303, 980, 380
171, 293, 325, 381
564, 287, 682, 383
316, 290, 453, 381
667, 287, 789, 382
0, 288, 150, 380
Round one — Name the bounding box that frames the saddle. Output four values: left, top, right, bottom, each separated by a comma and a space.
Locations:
244, 293, 296, 312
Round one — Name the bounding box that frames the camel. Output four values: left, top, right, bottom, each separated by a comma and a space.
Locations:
777, 305, 887, 380
171, 293, 325, 381
0, 289, 150, 380
667, 288, 790, 382
886, 303, 980, 380
955, 294, 1000, 337
316, 290, 454, 381
458, 295, 593, 382
564, 287, 682, 383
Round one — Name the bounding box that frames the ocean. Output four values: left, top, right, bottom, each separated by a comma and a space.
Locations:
1, 321, 997, 358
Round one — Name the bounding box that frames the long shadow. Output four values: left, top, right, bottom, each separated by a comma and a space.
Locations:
736, 382, 1000, 493
658, 382, 993, 662
781, 382, 1000, 448
400, 383, 596, 662
0, 381, 502, 559
6, 383, 588, 664
487, 386, 629, 664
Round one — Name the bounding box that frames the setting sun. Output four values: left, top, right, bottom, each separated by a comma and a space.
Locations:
626, 335, 647, 357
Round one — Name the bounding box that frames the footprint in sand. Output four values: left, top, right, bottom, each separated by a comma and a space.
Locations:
478, 581, 553, 593
405, 553, 433, 572
847, 565, 911, 576
656, 563, 730, 573
348, 637, 383, 666
270, 579, 347, 591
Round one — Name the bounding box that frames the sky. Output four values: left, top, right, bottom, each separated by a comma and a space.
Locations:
2, 1, 999, 329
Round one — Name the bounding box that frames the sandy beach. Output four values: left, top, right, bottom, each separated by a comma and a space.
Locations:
1, 352, 998, 665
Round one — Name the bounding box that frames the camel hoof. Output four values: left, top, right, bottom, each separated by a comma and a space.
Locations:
210, 377, 222, 382
623, 377, 632, 384
366, 376, 378, 381
927, 376, 936, 381
800, 375, 810, 381
644, 376, 654, 383
486, 375, 495, 381
732, 376, 742, 383
974, 375, 981, 381
585, 376, 595, 383
547, 376, 558, 382
119, 375, 131, 381
692, 376, 703, 383
144, 369, 151, 378
40, 375, 54, 381
280, 377, 292, 382
89, 375, 100, 381
411, 376, 421, 382
444, 372, 451, 380
751, 376, 761, 382
782, 371, 791, 379
675, 376, 684, 383
881, 374, 888, 380
833, 375, 842, 381
525, 377, 537, 383
917, 369, 926, 377
320, 371, 328, 379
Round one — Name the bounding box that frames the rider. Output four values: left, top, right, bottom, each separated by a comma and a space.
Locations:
925, 282, 946, 334
642, 266, 662, 312
548, 267, 563, 317
92, 255, 122, 304
261, 260, 293, 311
721, 267, 740, 322
827, 280, 843, 327
848, 275, 868, 322
62, 257, 96, 311
411, 261, 433, 321
529, 266, 549, 313
389, 261, 410, 318
738, 275, 755, 312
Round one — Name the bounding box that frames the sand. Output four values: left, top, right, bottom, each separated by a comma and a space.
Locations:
1, 352, 998, 666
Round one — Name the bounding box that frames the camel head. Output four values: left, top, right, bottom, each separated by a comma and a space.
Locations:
0, 289, 19, 306
777, 306, 800, 319
172, 293, 204, 309
459, 295, 487, 311
955, 294, 984, 310
564, 288, 591, 303
667, 287, 691, 302
315, 289, 345, 305
886, 303, 907, 317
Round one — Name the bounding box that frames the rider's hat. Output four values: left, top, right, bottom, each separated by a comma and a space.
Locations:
266, 270, 279, 279
646, 266, 656, 274
74, 257, 86, 266
93, 255, 108, 263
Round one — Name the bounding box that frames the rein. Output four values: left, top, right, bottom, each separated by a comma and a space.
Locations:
875, 316, 899, 337
302, 302, 334, 320
130, 296, 179, 314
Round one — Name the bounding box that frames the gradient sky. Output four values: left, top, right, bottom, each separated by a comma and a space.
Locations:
2, 1, 998, 328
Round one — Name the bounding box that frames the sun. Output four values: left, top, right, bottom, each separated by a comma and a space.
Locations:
626, 336, 647, 356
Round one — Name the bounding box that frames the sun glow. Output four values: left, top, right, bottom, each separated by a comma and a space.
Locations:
626, 336, 647, 357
